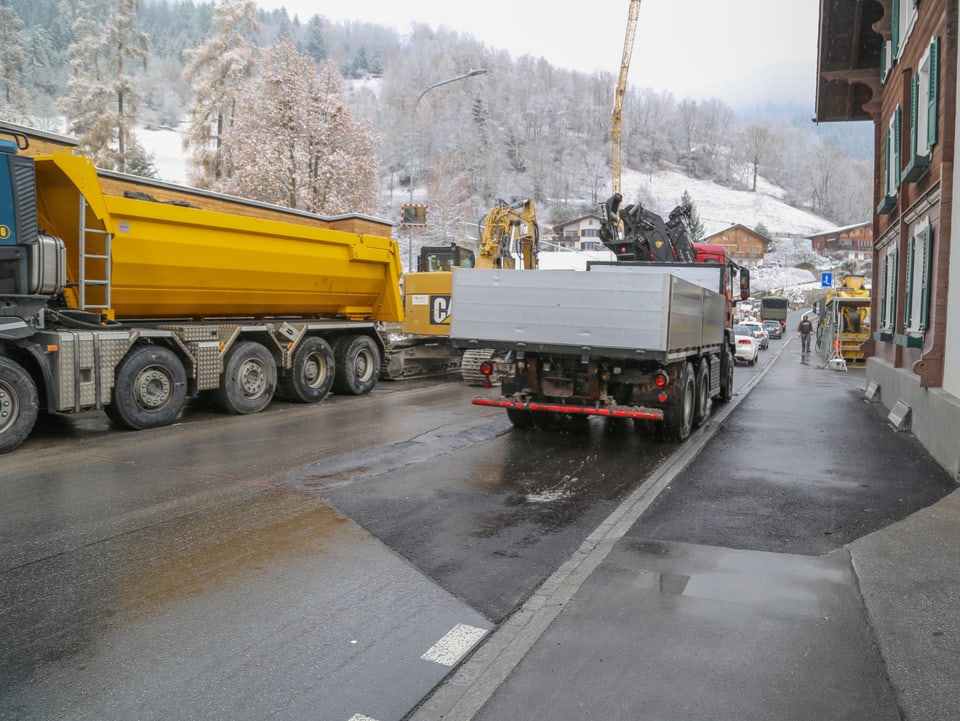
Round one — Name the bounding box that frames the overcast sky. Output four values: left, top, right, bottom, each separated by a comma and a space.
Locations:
254, 0, 820, 111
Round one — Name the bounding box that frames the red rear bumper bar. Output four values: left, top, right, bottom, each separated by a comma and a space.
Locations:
472, 397, 664, 420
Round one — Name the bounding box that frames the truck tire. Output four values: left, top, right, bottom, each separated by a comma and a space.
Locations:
277, 337, 335, 403
332, 335, 380, 395
663, 362, 695, 442
0, 356, 39, 454
109, 345, 187, 430
718, 347, 734, 402
692, 360, 710, 428
217, 341, 277, 414
506, 407, 534, 428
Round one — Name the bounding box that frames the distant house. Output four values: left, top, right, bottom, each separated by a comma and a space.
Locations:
816, 0, 959, 476
806, 222, 873, 260
701, 224, 772, 266
550, 214, 605, 251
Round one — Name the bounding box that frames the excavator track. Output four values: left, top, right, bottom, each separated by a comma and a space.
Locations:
460, 348, 498, 386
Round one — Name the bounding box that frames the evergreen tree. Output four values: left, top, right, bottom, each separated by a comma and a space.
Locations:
220, 39, 380, 215
59, 0, 153, 174
0, 0, 30, 122
679, 190, 705, 241
182, 0, 259, 187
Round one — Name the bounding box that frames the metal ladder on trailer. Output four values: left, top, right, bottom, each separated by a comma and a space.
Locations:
77, 194, 112, 312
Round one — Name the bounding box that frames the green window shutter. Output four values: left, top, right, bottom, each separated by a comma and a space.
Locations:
881, 254, 889, 326
892, 0, 900, 57
892, 247, 899, 327
909, 75, 919, 159
904, 235, 915, 329
928, 37, 940, 147
893, 106, 902, 188
883, 129, 891, 194
920, 223, 933, 330
880, 43, 888, 83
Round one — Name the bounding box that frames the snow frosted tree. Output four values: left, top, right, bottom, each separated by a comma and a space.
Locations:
59, 0, 154, 175
678, 190, 704, 241
0, 0, 29, 122
220, 39, 380, 215
182, 0, 259, 187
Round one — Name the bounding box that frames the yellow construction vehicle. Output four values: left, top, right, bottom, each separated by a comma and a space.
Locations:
612, 0, 641, 195
400, 198, 539, 383
0, 127, 403, 454
816, 276, 871, 364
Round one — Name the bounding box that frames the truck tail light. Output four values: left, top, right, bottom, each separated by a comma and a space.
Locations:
654, 371, 668, 388
658, 392, 668, 403
479, 361, 494, 376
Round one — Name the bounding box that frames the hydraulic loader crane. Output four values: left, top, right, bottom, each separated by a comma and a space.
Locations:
612, 0, 641, 195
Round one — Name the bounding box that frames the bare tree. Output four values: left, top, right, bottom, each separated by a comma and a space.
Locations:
740, 124, 776, 191
221, 39, 380, 215
182, 0, 259, 187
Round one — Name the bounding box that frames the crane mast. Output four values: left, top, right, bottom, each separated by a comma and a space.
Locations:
612, 0, 640, 195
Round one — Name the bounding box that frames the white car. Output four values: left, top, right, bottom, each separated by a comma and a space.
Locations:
733, 324, 760, 365
739, 320, 769, 350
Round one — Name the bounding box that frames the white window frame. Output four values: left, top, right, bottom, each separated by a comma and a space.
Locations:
879, 244, 899, 332
914, 39, 938, 156
883, 106, 902, 200
904, 218, 934, 332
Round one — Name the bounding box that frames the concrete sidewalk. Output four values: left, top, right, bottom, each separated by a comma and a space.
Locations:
412, 335, 959, 721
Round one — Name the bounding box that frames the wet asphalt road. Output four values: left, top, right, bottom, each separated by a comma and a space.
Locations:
2, 328, 953, 721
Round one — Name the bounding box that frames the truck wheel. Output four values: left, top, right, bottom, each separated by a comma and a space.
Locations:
663, 362, 695, 442
0, 357, 39, 454
718, 347, 734, 402
506, 408, 534, 428
531, 410, 558, 430
217, 341, 277, 414
693, 360, 710, 428
109, 346, 187, 430
277, 337, 335, 403
332, 335, 380, 395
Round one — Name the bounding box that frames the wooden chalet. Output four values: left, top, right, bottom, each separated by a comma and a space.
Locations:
701, 223, 773, 266
807, 221, 874, 260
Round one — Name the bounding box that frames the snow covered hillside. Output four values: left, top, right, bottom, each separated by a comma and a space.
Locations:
138, 125, 841, 294
620, 167, 833, 239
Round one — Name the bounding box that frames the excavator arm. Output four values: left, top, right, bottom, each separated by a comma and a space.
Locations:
477, 198, 539, 270
612, 0, 641, 195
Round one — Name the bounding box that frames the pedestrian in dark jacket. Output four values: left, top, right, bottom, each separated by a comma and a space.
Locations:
798, 315, 813, 353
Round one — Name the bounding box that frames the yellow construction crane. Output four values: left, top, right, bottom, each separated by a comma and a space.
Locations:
612, 0, 640, 195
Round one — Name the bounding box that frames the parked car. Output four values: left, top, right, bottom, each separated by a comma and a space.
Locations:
733, 324, 760, 365
761, 319, 784, 339
740, 320, 769, 349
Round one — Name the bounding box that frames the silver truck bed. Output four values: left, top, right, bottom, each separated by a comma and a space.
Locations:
450, 268, 725, 361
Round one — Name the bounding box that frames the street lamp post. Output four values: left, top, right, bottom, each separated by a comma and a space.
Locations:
407, 68, 487, 272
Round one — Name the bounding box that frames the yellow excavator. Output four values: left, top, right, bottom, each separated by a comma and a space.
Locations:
401, 198, 539, 383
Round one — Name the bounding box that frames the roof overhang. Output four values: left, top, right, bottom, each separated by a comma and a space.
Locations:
815, 0, 886, 122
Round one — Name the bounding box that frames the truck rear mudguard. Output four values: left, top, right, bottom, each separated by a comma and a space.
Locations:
473, 396, 664, 420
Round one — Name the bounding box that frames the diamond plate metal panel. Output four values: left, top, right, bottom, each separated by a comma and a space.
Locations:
196, 342, 222, 390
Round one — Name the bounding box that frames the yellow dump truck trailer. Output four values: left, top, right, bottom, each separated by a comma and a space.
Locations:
0, 129, 402, 453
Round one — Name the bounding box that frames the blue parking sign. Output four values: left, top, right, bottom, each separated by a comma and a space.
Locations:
821, 272, 833, 287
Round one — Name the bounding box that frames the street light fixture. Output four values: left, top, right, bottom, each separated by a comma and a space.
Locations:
407, 68, 487, 272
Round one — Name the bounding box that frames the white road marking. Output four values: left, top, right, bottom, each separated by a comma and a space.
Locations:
421, 623, 489, 666
347, 714, 379, 721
